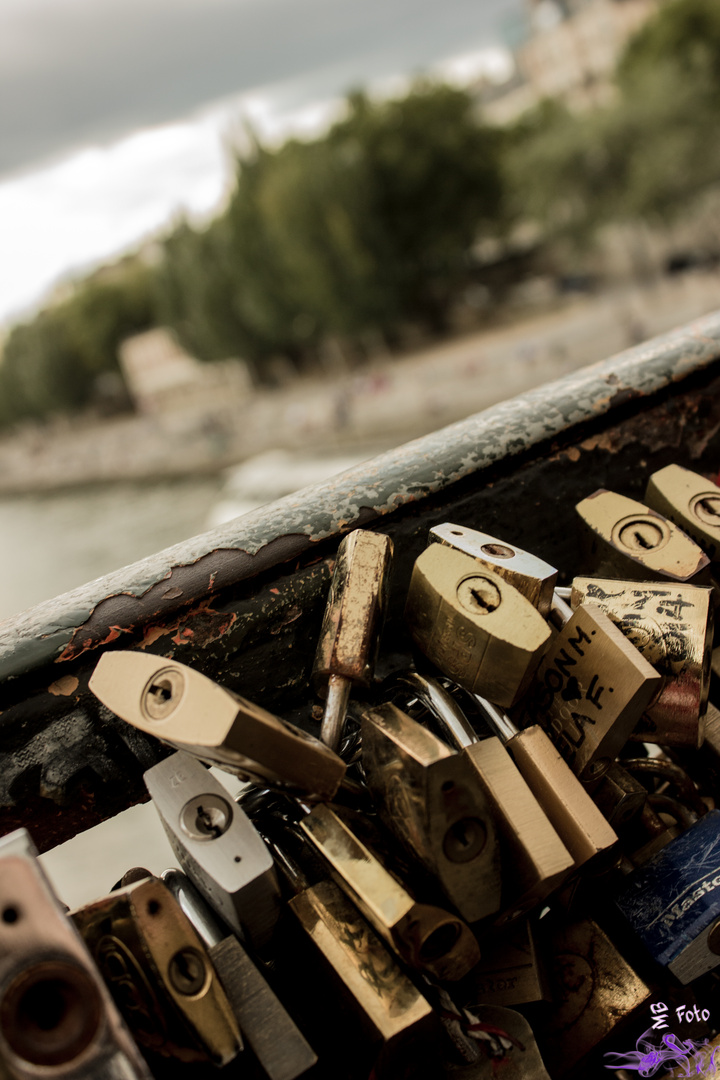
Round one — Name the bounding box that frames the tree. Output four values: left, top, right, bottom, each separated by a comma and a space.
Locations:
160, 82, 509, 370
325, 85, 507, 331
613, 0, 720, 221
0, 260, 155, 428
617, 0, 720, 102
505, 0, 720, 241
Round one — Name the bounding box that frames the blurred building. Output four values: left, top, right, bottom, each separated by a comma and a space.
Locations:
118, 327, 252, 432
483, 0, 665, 122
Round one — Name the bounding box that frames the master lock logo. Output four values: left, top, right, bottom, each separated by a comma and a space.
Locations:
656, 873, 720, 931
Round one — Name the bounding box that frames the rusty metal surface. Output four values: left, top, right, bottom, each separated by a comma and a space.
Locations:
2, 308, 720, 850
3, 309, 720, 682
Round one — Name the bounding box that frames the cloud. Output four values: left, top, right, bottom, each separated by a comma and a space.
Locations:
0, 0, 519, 175
0, 0, 519, 324
0, 114, 228, 323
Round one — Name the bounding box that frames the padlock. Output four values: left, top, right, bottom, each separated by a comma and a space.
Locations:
361, 700, 503, 923
71, 875, 242, 1065
619, 756, 708, 824
534, 916, 652, 1078
575, 488, 711, 584
263, 830, 437, 1073
161, 868, 318, 1080
0, 828, 153, 1080
624, 798, 685, 867
472, 695, 618, 866
405, 544, 551, 707
571, 576, 713, 747
614, 808, 720, 984
675, 701, 720, 800
296, 800, 482, 982
645, 464, 720, 562
144, 751, 281, 949
396, 672, 573, 922
592, 762, 647, 831
89, 651, 346, 800
513, 604, 661, 788
462, 917, 549, 1008
313, 529, 393, 750
428, 523, 558, 617
436, 1005, 552, 1079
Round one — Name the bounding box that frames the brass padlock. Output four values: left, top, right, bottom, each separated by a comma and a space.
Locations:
428, 523, 558, 617
313, 529, 393, 750
571, 576, 713, 747
89, 651, 346, 800
536, 917, 651, 1077
397, 672, 573, 923
405, 544, 551, 707
513, 604, 661, 787
71, 876, 242, 1066
677, 701, 720, 800
646, 463, 720, 561
0, 829, 153, 1080
266, 833, 437, 1070
463, 917, 549, 1008
474, 695, 618, 867
297, 801, 482, 982
592, 762, 647, 831
576, 488, 711, 584
161, 867, 318, 1080
361, 701, 502, 923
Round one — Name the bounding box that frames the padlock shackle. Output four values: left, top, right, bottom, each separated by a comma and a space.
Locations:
473, 695, 518, 743
160, 868, 228, 949
550, 590, 573, 629
398, 671, 476, 750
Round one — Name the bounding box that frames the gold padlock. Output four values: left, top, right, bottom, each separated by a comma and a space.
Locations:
72, 877, 242, 1066
398, 672, 573, 923
576, 488, 711, 584
646, 464, 720, 561
428, 523, 558, 617
266, 834, 437, 1068
297, 801, 481, 982
89, 651, 346, 800
536, 917, 651, 1077
0, 829, 153, 1080
361, 700, 502, 923
313, 529, 394, 750
405, 544, 551, 707
514, 604, 661, 787
571, 576, 713, 747
475, 695, 618, 867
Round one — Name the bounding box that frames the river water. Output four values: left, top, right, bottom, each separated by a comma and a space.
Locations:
0, 449, 377, 904
0, 477, 225, 621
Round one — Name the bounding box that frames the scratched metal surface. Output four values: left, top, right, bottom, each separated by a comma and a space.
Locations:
2, 309, 720, 851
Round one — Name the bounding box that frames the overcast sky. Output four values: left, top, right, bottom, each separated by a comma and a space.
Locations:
0, 0, 524, 324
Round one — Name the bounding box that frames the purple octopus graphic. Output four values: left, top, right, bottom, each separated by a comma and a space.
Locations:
604, 1028, 719, 1077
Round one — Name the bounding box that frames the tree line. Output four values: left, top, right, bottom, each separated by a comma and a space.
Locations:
1, 0, 719, 429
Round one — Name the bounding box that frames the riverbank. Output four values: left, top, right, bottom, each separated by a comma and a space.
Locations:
1, 271, 718, 495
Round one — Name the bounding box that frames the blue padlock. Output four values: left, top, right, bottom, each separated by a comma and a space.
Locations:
615, 809, 720, 983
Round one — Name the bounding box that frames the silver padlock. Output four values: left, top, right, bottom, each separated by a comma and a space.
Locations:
145, 751, 281, 949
